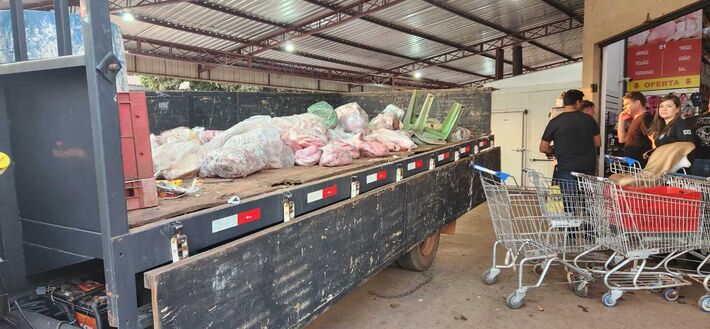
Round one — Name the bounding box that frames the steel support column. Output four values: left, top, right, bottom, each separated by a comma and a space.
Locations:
512, 45, 523, 76
495, 48, 504, 80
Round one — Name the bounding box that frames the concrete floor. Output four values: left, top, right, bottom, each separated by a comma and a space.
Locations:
308, 203, 709, 329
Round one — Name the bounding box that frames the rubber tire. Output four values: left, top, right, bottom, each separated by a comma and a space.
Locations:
574, 283, 589, 298
533, 263, 544, 276
602, 292, 618, 307
397, 232, 440, 272
482, 269, 498, 285
698, 294, 710, 312
663, 288, 679, 302
506, 292, 525, 309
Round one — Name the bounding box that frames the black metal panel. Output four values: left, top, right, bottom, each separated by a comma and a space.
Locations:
145, 184, 408, 329
115, 193, 286, 273
401, 154, 430, 178
20, 219, 103, 260
22, 243, 93, 275
0, 86, 28, 292
143, 147, 500, 329
434, 148, 454, 166
353, 164, 396, 194
9, 0, 28, 62
291, 176, 352, 216
53, 0, 73, 56
4, 67, 102, 232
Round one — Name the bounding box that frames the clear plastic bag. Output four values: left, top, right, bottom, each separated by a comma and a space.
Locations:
382, 104, 405, 121
294, 145, 322, 166
222, 127, 294, 169
447, 127, 471, 142
365, 129, 417, 152
272, 113, 329, 150
155, 127, 199, 145
153, 141, 204, 179
203, 115, 274, 153
200, 144, 269, 178
360, 141, 390, 158
335, 102, 369, 134
368, 113, 401, 131
319, 143, 353, 167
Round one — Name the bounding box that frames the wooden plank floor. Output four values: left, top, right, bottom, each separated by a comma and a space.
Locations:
128, 145, 442, 228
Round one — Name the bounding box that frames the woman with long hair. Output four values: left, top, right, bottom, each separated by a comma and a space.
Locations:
648, 94, 694, 148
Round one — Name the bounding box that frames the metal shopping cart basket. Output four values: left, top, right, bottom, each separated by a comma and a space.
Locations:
573, 172, 703, 307
473, 165, 593, 309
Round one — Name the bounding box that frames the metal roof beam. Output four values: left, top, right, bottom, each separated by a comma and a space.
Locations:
238, 0, 406, 56
23, 0, 189, 10
122, 35, 459, 89
539, 0, 584, 23
125, 14, 251, 44
191, 0, 492, 78
385, 17, 582, 77
464, 57, 582, 86
422, 0, 575, 61
302, 0, 524, 69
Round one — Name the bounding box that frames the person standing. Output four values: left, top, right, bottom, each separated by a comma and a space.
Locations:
581, 100, 595, 118
648, 94, 694, 147
540, 89, 601, 180
691, 99, 710, 176
618, 92, 653, 166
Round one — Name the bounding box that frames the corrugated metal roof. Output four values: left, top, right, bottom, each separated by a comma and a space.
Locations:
108, 0, 585, 87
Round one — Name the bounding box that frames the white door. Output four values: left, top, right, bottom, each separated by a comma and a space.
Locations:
491, 110, 526, 185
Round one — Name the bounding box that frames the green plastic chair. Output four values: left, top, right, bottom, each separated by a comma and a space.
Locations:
414, 102, 463, 145
403, 92, 434, 133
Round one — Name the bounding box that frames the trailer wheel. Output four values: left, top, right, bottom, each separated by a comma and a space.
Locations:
398, 231, 440, 271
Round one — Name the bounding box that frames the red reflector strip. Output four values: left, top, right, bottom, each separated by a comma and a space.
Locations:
407, 159, 424, 171
465, 146, 471, 152
366, 170, 388, 184
438, 152, 450, 161
237, 208, 261, 225
323, 185, 338, 197
307, 185, 339, 203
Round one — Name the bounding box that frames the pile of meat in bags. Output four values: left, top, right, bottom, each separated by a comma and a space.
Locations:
151, 102, 417, 179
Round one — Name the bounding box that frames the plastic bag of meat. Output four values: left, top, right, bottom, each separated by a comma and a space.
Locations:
272, 113, 328, 150
319, 143, 353, 167
294, 145, 322, 166
365, 129, 417, 152
222, 127, 294, 169
448, 127, 472, 142
197, 130, 222, 144
203, 115, 274, 153
153, 141, 204, 179
328, 128, 364, 147
331, 140, 360, 159
199, 144, 268, 178
368, 113, 401, 131
307, 101, 338, 129
382, 104, 405, 121
335, 103, 369, 134
155, 127, 198, 145
359, 141, 390, 158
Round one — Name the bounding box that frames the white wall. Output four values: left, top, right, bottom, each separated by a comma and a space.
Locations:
485, 63, 582, 180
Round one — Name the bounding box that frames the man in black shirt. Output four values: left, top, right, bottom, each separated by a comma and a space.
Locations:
691, 101, 710, 176
540, 90, 601, 179
618, 92, 653, 166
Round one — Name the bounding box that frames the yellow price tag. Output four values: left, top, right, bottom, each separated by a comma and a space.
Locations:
0, 152, 9, 175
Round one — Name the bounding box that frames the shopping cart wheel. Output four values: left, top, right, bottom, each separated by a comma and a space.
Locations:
663, 288, 679, 302
574, 282, 589, 298
482, 269, 498, 285
698, 294, 710, 312
533, 263, 544, 276
650, 281, 663, 293
602, 292, 618, 307
505, 292, 525, 309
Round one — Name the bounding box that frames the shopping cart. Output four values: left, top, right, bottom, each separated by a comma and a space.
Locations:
661, 172, 710, 312
605, 155, 663, 187
573, 172, 703, 307
473, 165, 593, 309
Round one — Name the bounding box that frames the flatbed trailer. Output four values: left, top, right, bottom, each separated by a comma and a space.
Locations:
0, 2, 500, 328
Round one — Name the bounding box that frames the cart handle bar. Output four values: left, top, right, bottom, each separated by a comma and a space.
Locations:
604, 154, 640, 167
471, 164, 511, 181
